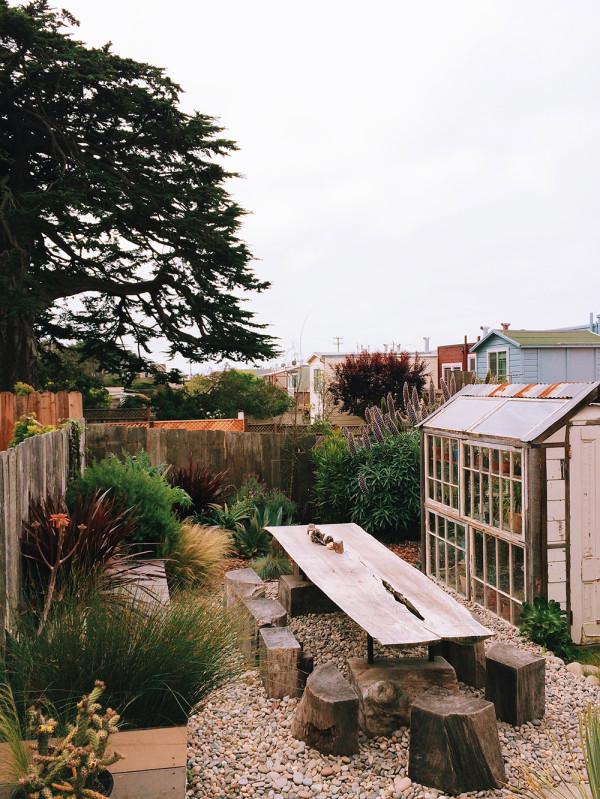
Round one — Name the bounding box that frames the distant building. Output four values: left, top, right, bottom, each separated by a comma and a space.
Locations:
471, 328, 600, 383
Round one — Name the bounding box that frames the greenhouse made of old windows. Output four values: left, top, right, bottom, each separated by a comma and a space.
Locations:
419, 381, 600, 643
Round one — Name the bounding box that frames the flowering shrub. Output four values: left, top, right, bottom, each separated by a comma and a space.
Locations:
235, 474, 295, 519
9, 413, 57, 447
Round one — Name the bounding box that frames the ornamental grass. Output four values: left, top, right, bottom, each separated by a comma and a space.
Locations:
2, 587, 244, 733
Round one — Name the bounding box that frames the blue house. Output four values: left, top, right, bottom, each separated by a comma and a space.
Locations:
471, 328, 600, 383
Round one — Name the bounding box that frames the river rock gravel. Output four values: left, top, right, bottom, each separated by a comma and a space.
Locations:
187, 580, 599, 799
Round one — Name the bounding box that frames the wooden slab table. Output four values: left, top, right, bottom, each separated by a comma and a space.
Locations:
265, 523, 491, 658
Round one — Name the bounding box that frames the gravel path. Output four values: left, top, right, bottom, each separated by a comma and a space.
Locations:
187, 583, 600, 799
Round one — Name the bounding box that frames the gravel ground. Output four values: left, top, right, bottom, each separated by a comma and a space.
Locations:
187, 578, 600, 799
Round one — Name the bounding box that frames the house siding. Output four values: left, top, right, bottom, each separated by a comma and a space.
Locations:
474, 334, 521, 381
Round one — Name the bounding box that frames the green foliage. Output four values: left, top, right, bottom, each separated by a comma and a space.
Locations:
3, 589, 243, 731
168, 456, 233, 519
187, 370, 293, 420
37, 345, 111, 409
231, 511, 273, 559
252, 553, 293, 581
311, 430, 421, 540
0, 2, 277, 390
328, 350, 428, 419
519, 597, 575, 661
207, 500, 250, 532
68, 451, 190, 550
13, 382, 34, 397
9, 413, 57, 447
235, 474, 295, 520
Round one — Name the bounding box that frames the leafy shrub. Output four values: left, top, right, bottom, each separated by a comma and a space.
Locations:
231, 511, 272, 559
163, 521, 232, 590
519, 597, 575, 661
252, 553, 293, 581
68, 451, 190, 550
311, 429, 421, 540
235, 474, 295, 519
3, 588, 244, 730
167, 456, 233, 519
9, 413, 56, 447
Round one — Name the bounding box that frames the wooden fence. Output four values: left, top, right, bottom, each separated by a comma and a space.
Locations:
0, 391, 83, 452
0, 426, 78, 635
86, 425, 316, 511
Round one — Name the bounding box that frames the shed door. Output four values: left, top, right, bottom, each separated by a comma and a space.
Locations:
570, 425, 600, 641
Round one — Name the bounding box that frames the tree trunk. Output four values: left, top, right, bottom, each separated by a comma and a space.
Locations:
0, 306, 38, 391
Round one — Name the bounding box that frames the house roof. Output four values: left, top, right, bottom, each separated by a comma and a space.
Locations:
471, 329, 600, 351
419, 381, 600, 444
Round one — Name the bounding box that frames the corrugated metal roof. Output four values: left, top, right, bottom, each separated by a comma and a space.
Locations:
497, 330, 600, 347
420, 382, 600, 443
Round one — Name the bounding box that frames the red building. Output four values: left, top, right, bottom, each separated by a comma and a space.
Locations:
437, 337, 476, 385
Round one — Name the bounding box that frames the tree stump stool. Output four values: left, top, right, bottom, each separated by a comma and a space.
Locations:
409, 688, 506, 794
278, 574, 340, 617
224, 568, 265, 608
428, 640, 487, 688
239, 597, 287, 661
485, 643, 545, 725
347, 656, 459, 736
258, 627, 312, 699
291, 662, 359, 755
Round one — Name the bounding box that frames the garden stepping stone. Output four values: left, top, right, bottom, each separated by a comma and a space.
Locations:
224, 567, 265, 608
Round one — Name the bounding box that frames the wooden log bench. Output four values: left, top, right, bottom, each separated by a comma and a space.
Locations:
428, 640, 487, 688
278, 573, 340, 617
258, 627, 313, 699
485, 643, 545, 725
239, 597, 287, 661
224, 567, 265, 608
291, 662, 359, 755
347, 656, 459, 736
408, 688, 506, 793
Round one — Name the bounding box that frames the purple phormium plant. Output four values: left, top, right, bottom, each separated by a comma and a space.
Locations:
358, 472, 369, 495
384, 412, 399, 436
343, 426, 357, 456
370, 418, 385, 444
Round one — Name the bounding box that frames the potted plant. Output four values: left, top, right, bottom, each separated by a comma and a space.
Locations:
0, 681, 122, 799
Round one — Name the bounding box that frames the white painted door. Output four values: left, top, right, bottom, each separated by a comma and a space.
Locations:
570, 424, 600, 643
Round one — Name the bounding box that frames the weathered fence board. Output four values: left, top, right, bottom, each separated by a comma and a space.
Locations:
0, 427, 76, 637
86, 425, 317, 506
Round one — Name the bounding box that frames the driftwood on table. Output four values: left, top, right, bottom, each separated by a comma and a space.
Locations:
266, 523, 491, 647
408, 688, 506, 794
291, 663, 359, 755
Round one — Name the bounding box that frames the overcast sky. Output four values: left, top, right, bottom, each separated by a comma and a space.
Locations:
40, 1, 600, 371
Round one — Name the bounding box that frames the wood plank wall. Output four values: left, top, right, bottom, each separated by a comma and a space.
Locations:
0, 391, 82, 451
0, 427, 74, 637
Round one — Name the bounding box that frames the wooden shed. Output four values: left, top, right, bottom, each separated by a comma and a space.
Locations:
419, 381, 600, 643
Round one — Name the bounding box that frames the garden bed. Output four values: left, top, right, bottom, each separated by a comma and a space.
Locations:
186, 556, 598, 799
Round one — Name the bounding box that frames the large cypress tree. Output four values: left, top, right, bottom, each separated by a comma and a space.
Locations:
0, 1, 277, 390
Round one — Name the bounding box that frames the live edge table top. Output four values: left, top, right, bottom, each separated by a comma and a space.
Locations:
265, 522, 492, 647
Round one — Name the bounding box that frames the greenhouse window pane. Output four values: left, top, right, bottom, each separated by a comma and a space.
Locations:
473, 400, 566, 439
426, 398, 503, 433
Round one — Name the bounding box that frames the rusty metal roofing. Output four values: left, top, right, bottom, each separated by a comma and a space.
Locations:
419, 382, 600, 443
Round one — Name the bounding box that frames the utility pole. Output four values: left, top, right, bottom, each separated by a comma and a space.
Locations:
333, 336, 343, 352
